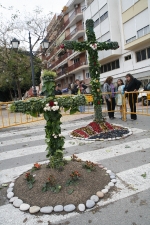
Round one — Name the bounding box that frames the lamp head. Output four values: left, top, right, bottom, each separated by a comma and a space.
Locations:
11, 38, 20, 49
40, 38, 49, 49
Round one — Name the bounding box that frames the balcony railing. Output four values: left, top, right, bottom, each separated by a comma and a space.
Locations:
57, 68, 68, 77
56, 61, 88, 77
65, 25, 84, 40
49, 50, 73, 69
68, 61, 88, 72
64, 7, 82, 28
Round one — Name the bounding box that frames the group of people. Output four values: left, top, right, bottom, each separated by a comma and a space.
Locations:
54, 73, 141, 119
103, 73, 141, 120
55, 79, 87, 112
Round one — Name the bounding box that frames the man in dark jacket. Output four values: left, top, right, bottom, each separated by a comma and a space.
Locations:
124, 73, 141, 120
55, 84, 62, 95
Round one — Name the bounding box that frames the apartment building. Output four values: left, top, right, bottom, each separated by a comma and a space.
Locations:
44, 0, 150, 91
44, 0, 89, 90
83, 0, 150, 86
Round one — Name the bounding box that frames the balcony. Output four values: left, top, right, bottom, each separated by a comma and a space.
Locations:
64, 7, 82, 29
56, 61, 88, 79
68, 61, 88, 73
124, 33, 150, 50
66, 25, 84, 41
49, 50, 73, 70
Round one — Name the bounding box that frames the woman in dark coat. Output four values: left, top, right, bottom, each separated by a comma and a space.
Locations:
124, 74, 141, 120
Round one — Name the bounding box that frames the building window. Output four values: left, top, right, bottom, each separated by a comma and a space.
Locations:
126, 36, 136, 44
125, 55, 131, 61
137, 25, 149, 38
101, 59, 120, 73
74, 58, 80, 63
147, 47, 150, 58
100, 12, 108, 22
86, 72, 90, 79
136, 47, 150, 62
94, 18, 100, 28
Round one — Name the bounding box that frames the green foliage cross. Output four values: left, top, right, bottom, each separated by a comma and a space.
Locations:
62, 19, 119, 122
10, 70, 86, 167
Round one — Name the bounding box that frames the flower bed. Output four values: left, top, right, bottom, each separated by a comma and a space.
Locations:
70, 121, 131, 140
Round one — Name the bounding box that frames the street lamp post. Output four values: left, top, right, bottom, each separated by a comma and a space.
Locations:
11, 35, 49, 97
29, 32, 37, 96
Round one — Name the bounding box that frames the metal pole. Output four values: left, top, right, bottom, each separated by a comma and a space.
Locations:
13, 76, 17, 101
29, 32, 37, 96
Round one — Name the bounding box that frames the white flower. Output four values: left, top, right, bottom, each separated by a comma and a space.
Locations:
47, 107, 51, 111
59, 134, 63, 137
52, 134, 55, 136
90, 43, 97, 50
54, 101, 58, 105
44, 107, 47, 111
46, 103, 49, 107
51, 106, 59, 111
54, 135, 57, 138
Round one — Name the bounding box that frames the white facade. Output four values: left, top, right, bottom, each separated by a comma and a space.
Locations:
83, 0, 150, 85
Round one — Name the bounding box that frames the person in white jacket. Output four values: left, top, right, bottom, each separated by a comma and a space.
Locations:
116, 79, 125, 119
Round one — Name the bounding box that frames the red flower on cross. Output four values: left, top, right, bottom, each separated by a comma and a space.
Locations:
60, 44, 65, 49
49, 101, 54, 107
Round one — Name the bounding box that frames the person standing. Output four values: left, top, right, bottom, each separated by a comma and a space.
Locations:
124, 74, 141, 120
72, 79, 87, 112
103, 76, 116, 119
116, 79, 125, 119
54, 84, 62, 95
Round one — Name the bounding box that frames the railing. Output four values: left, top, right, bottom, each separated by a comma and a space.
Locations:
50, 50, 73, 70
0, 100, 44, 129
68, 61, 88, 72
65, 25, 84, 40
64, 8, 82, 28
57, 68, 68, 77
56, 61, 87, 77
0, 91, 149, 129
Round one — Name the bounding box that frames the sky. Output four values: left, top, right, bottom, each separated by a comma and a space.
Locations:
0, 0, 68, 16
0, 0, 68, 50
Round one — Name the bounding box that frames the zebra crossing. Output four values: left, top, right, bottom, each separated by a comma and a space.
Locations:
0, 118, 150, 225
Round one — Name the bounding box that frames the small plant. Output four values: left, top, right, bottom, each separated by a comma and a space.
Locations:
66, 171, 81, 187
141, 172, 147, 179
25, 172, 35, 189
42, 175, 61, 193
82, 161, 97, 172
31, 163, 41, 172
71, 154, 78, 161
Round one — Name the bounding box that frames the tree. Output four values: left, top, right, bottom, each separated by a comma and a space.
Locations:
0, 5, 53, 100
0, 48, 42, 100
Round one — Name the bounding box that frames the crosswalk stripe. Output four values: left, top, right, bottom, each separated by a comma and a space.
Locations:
0, 139, 93, 161
0, 119, 146, 139
0, 128, 74, 147
76, 138, 150, 162
0, 124, 146, 147
0, 120, 93, 138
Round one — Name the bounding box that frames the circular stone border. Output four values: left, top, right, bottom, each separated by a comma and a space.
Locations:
7, 161, 117, 214
69, 125, 132, 141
